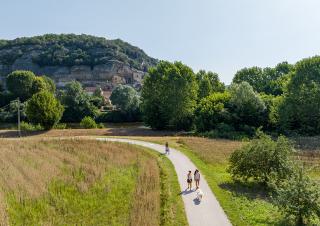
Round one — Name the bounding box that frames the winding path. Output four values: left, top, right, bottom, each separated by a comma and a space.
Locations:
97, 138, 232, 226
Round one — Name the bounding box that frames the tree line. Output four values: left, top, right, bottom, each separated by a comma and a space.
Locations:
0, 70, 141, 129
0, 55, 319, 136
142, 56, 320, 137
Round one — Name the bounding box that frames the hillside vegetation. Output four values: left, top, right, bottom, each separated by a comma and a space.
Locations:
0, 34, 157, 71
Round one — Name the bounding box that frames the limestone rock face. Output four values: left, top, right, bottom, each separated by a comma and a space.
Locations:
0, 34, 157, 89
0, 50, 146, 88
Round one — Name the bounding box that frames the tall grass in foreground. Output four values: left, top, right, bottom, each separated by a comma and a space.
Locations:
0, 139, 187, 226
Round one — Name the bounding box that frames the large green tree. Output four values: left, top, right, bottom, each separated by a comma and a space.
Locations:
110, 85, 140, 112
195, 92, 231, 132
58, 81, 98, 122
229, 82, 267, 129
196, 70, 225, 99
26, 91, 64, 129
279, 56, 320, 134
110, 85, 141, 121
233, 62, 293, 95
6, 70, 36, 101
141, 61, 198, 130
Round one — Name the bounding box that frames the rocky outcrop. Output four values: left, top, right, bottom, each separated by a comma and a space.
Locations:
0, 34, 157, 89
0, 50, 145, 88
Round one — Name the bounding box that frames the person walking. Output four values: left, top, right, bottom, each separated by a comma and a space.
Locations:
194, 169, 201, 189
187, 170, 193, 190
165, 142, 170, 155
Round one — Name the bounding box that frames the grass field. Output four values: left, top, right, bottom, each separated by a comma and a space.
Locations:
0, 139, 187, 226
130, 136, 320, 226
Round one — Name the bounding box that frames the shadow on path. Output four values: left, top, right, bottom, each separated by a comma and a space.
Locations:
193, 198, 201, 205
179, 189, 194, 196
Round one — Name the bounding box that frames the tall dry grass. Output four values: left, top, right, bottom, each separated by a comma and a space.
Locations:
130, 157, 160, 226
0, 139, 163, 225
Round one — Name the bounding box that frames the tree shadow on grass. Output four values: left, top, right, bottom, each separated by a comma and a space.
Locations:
219, 180, 270, 201
0, 130, 48, 138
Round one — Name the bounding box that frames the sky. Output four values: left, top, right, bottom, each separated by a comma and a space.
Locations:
1, 0, 320, 84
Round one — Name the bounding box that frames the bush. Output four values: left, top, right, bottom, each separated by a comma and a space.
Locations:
53, 123, 67, 129
228, 132, 294, 184
80, 116, 98, 129
197, 123, 249, 140
96, 110, 141, 123
26, 91, 64, 130
273, 167, 320, 225
97, 123, 105, 129
20, 121, 43, 131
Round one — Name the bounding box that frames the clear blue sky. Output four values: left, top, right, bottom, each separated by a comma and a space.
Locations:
1, 0, 320, 84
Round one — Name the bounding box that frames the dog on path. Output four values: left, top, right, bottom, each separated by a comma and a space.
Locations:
196, 188, 204, 202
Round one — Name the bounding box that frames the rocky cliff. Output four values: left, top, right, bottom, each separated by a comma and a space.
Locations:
0, 34, 158, 89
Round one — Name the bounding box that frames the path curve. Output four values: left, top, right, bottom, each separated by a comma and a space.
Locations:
97, 138, 232, 226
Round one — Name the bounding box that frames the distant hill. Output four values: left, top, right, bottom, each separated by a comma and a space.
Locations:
0, 34, 158, 88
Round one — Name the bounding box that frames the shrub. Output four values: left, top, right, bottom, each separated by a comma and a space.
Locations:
97, 123, 105, 129
273, 167, 320, 225
53, 123, 67, 129
20, 121, 43, 131
96, 110, 141, 123
80, 116, 98, 129
26, 91, 64, 130
228, 132, 294, 184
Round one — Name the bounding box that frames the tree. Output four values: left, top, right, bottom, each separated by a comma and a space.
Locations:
110, 85, 141, 121
42, 76, 56, 93
90, 87, 105, 108
228, 133, 294, 184
229, 82, 267, 129
195, 92, 231, 132
141, 61, 198, 130
274, 167, 320, 225
110, 85, 140, 112
58, 81, 98, 122
6, 70, 36, 101
233, 62, 293, 95
233, 67, 264, 93
26, 91, 64, 129
31, 77, 48, 94
279, 56, 320, 135
196, 70, 225, 99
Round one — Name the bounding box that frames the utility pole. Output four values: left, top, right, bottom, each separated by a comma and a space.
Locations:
17, 98, 21, 137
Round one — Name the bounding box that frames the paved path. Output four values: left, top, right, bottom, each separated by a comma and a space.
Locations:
97, 138, 232, 226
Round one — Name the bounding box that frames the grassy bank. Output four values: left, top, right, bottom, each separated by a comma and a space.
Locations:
0, 139, 187, 226
131, 136, 320, 226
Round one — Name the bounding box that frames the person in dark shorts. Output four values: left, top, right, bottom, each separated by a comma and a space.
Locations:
187, 170, 192, 190
165, 142, 170, 155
